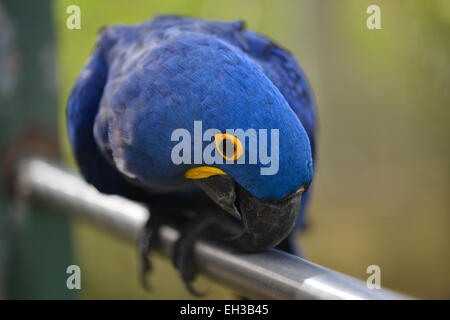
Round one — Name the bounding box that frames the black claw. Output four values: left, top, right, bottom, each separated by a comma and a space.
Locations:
138, 215, 160, 290
172, 213, 229, 297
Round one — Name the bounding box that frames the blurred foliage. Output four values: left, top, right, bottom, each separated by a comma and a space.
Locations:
53, 0, 449, 299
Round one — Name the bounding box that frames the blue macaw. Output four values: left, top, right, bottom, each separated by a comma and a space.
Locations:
67, 16, 317, 293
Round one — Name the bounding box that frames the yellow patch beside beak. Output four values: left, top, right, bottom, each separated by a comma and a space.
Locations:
184, 166, 227, 179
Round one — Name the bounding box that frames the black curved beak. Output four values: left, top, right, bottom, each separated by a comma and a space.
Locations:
193, 175, 303, 252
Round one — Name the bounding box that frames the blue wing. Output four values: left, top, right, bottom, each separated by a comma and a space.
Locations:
66, 31, 143, 198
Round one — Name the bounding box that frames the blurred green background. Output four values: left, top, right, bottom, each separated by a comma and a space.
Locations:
1, 0, 449, 299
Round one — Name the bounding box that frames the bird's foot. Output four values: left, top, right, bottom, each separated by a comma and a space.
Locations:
172, 210, 238, 296
138, 213, 161, 290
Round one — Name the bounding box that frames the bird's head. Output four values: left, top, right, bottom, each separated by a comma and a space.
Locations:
119, 34, 313, 251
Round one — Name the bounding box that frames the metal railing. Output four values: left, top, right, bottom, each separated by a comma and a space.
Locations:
15, 157, 407, 300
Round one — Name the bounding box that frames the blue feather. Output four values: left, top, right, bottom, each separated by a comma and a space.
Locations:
67, 15, 317, 231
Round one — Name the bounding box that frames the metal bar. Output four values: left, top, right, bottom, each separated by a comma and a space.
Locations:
15, 157, 408, 300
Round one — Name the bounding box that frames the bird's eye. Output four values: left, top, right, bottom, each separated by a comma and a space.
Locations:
215, 133, 243, 161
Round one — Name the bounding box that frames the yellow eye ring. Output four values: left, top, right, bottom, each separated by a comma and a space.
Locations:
214, 133, 243, 161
